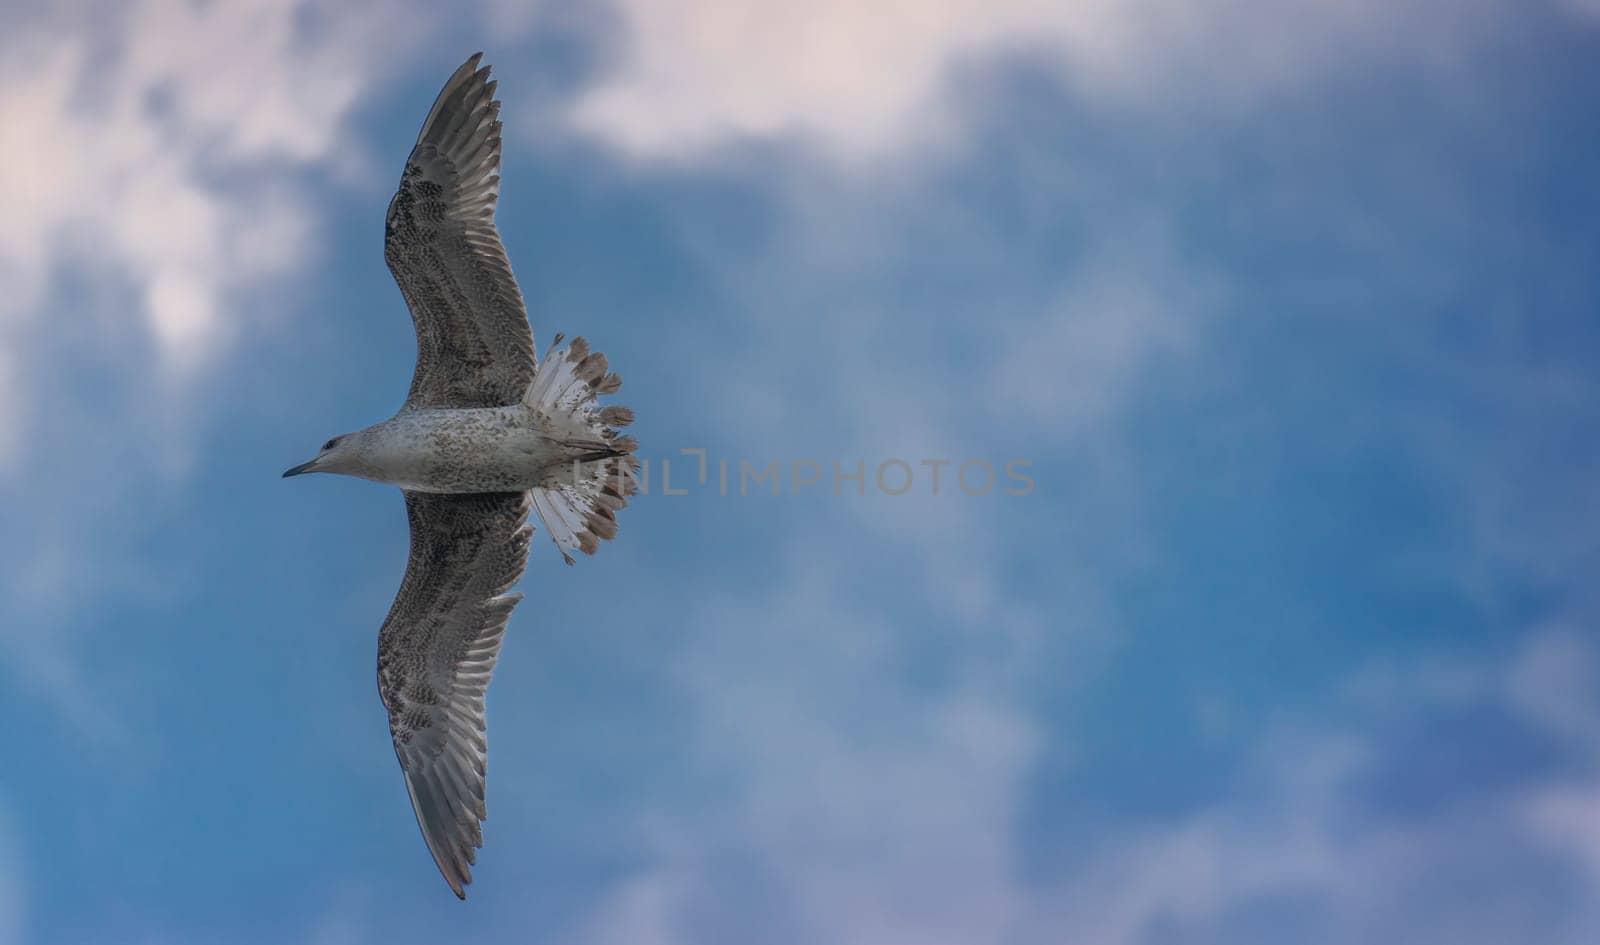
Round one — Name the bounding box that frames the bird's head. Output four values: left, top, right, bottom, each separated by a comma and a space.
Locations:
283, 433, 360, 479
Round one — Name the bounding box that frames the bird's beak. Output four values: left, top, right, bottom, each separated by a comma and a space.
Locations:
282, 459, 318, 478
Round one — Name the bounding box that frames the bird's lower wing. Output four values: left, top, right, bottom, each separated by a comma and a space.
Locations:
376, 490, 531, 898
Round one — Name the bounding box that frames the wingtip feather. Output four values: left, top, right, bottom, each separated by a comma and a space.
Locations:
418, 53, 489, 145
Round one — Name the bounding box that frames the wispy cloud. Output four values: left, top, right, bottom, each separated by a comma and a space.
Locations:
1511, 625, 1600, 894
565, 0, 1507, 165
0, 0, 424, 734
0, 0, 411, 435
993, 230, 1205, 432
2, 4, 1593, 938
578, 622, 1600, 944
562, 142, 1211, 945
574, 555, 1040, 945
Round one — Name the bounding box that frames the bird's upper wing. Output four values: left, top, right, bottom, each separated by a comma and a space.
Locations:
377, 490, 531, 898
386, 54, 535, 410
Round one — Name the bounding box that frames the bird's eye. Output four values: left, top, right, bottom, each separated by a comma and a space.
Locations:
322, 437, 340, 451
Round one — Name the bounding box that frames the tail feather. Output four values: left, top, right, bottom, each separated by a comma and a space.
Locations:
525, 336, 638, 564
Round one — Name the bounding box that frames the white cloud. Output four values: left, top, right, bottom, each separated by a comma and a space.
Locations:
567, 0, 1503, 164
558, 120, 1217, 935
1017, 736, 1369, 945
1506, 625, 1600, 751
0, 0, 404, 442
575, 616, 1600, 945
560, 117, 1211, 934
1525, 784, 1600, 891
119, 0, 370, 165
1509, 626, 1600, 892
1028, 629, 1600, 945
0, 0, 423, 732
994, 231, 1205, 432
0, 349, 16, 462
575, 558, 1041, 945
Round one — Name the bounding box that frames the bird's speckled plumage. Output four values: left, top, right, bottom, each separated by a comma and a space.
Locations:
284, 53, 638, 900
386, 54, 533, 409
377, 490, 529, 898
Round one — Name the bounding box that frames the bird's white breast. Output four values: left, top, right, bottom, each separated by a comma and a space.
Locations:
364, 406, 564, 493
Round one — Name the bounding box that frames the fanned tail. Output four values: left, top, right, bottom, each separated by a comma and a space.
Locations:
525, 334, 638, 564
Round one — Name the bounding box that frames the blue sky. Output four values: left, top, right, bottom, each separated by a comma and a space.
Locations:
3, 1, 1600, 942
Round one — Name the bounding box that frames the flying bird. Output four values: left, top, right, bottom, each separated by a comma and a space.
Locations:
283, 53, 638, 899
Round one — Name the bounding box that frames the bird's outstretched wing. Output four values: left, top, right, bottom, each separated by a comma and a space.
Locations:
386, 53, 535, 409
376, 491, 531, 898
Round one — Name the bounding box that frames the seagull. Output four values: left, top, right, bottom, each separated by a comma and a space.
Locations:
283, 53, 638, 899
